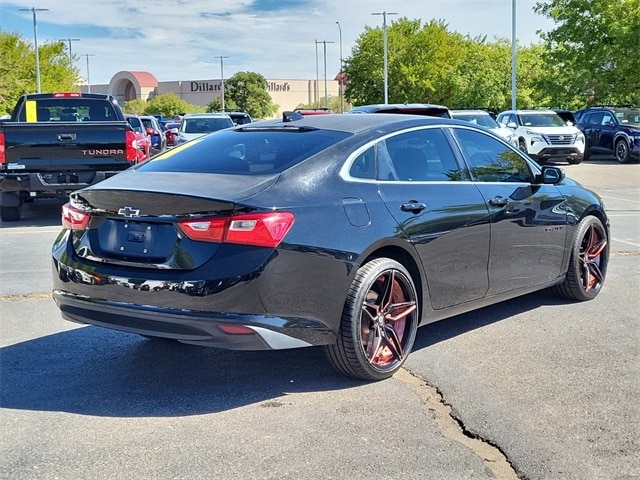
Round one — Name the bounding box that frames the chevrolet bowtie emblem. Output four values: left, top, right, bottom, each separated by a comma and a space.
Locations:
118, 206, 140, 217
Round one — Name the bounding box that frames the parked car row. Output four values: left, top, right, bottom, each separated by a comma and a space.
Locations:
346, 103, 639, 165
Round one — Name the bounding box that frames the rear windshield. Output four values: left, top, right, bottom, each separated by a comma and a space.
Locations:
180, 117, 233, 134
137, 127, 351, 175
17, 98, 118, 122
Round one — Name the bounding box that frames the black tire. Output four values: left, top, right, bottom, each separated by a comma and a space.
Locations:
615, 139, 630, 163
518, 138, 528, 153
324, 258, 419, 381
0, 205, 21, 222
583, 145, 591, 161
555, 216, 609, 301
567, 155, 582, 165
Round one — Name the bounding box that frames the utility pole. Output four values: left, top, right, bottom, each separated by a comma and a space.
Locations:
83, 53, 95, 92
59, 37, 81, 68
316, 40, 335, 109
336, 21, 344, 113
214, 56, 229, 111
20, 7, 49, 93
372, 11, 397, 104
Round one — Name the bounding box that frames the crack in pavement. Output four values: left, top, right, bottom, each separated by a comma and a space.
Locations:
396, 367, 522, 480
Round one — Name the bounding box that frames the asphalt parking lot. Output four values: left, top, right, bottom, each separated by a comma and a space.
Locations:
1, 159, 638, 480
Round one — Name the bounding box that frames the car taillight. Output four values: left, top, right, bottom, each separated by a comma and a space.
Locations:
178, 212, 295, 248
126, 130, 138, 162
0, 132, 5, 165
61, 203, 90, 230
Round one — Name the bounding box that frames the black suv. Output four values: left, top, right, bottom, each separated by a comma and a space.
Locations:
576, 106, 640, 163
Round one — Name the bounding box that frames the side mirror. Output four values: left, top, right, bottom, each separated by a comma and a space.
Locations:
507, 121, 518, 129
539, 166, 565, 185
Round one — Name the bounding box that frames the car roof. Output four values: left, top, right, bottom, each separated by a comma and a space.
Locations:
241, 111, 458, 135
500, 109, 557, 115
451, 109, 491, 115
183, 113, 231, 118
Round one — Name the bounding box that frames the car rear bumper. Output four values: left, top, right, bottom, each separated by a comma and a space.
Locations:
53, 289, 336, 350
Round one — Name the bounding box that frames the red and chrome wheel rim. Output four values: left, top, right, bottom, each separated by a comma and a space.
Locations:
360, 269, 417, 368
579, 224, 607, 292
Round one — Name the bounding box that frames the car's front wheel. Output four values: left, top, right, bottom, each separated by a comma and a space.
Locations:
325, 258, 419, 381
555, 215, 609, 301
615, 139, 630, 163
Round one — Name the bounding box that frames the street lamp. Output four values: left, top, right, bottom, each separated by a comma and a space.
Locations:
314, 40, 320, 108
20, 7, 49, 93
372, 11, 397, 104
83, 53, 95, 92
59, 37, 81, 68
214, 56, 229, 111
336, 21, 344, 113
511, 0, 517, 110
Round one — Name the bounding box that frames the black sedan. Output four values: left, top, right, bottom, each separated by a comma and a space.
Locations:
52, 113, 609, 381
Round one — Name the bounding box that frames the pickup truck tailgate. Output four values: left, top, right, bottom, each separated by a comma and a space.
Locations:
2, 121, 129, 171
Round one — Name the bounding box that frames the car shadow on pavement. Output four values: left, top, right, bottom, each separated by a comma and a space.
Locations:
0, 325, 360, 417
0, 290, 570, 418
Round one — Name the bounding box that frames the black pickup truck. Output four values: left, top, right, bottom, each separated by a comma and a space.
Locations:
0, 92, 138, 221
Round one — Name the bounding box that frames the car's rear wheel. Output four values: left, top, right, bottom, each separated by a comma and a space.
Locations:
555, 216, 608, 301
0, 205, 21, 222
325, 258, 419, 381
615, 139, 630, 163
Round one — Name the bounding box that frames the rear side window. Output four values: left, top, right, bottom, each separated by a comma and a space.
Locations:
138, 128, 351, 174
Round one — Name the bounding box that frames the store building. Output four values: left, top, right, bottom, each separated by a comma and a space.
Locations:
84, 71, 342, 117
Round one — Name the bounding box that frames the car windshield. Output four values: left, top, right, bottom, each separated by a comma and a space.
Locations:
138, 127, 351, 175
615, 108, 640, 125
453, 114, 499, 129
518, 113, 566, 127
181, 117, 233, 134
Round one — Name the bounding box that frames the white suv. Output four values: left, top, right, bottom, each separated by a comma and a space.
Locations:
497, 109, 585, 164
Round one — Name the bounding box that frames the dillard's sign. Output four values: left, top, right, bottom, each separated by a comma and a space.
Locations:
190, 81, 292, 93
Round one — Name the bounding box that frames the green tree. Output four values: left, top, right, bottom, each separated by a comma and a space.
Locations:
0, 31, 77, 115
295, 95, 345, 113
207, 72, 277, 119
534, 0, 640, 106
146, 92, 204, 117
122, 98, 148, 115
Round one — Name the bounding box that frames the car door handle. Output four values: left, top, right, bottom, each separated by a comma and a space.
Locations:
401, 201, 427, 213
488, 196, 509, 207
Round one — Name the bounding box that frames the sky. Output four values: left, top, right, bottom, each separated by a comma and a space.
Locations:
0, 0, 556, 86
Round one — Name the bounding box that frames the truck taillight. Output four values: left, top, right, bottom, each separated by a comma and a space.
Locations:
126, 130, 138, 162
61, 203, 90, 230
52, 92, 82, 98
0, 132, 5, 165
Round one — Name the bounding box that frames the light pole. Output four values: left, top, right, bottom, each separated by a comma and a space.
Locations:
214, 56, 229, 111
314, 40, 320, 108
83, 53, 95, 92
336, 21, 344, 113
317, 40, 335, 109
511, 0, 517, 110
372, 11, 397, 104
20, 7, 49, 93
59, 37, 81, 68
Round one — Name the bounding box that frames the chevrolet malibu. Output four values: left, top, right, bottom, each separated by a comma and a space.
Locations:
52, 113, 609, 381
